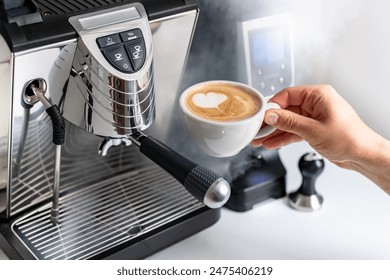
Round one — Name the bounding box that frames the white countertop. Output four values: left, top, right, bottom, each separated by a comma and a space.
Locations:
147, 142, 390, 260
1, 142, 390, 260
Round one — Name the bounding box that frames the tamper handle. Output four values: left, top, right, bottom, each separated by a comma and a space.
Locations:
287, 152, 325, 212
138, 136, 231, 208
298, 153, 325, 196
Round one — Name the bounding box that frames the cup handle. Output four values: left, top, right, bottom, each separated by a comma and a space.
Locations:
254, 102, 281, 139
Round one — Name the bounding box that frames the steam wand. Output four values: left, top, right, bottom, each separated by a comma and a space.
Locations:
128, 132, 231, 209
31, 85, 65, 225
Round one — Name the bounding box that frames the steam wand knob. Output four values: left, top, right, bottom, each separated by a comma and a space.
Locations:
288, 152, 324, 211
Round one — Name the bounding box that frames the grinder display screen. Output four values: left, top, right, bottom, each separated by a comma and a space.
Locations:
244, 17, 293, 96
251, 28, 285, 64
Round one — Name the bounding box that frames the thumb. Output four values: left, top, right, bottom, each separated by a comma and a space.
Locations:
264, 109, 318, 139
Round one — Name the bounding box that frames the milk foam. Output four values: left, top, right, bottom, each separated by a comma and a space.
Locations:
191, 92, 227, 109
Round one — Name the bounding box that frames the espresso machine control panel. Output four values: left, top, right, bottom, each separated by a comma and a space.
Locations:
97, 28, 146, 73
67, 3, 153, 78
51, 3, 156, 137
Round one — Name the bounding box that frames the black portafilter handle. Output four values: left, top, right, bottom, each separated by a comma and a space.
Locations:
288, 152, 325, 211
132, 134, 231, 209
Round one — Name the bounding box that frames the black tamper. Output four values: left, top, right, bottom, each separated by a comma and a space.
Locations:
288, 152, 324, 211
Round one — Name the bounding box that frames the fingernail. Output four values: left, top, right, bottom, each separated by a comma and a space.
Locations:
265, 111, 279, 126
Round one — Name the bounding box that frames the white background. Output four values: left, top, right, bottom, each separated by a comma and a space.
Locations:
291, 0, 390, 139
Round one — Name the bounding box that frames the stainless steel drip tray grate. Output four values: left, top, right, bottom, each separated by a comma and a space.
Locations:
12, 166, 203, 260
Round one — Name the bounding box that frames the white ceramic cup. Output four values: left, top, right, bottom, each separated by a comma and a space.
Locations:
179, 80, 280, 157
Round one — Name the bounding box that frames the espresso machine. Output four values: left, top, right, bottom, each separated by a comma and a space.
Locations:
0, 0, 231, 259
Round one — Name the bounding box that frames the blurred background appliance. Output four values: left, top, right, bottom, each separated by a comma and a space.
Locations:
170, 0, 294, 211
0, 0, 232, 260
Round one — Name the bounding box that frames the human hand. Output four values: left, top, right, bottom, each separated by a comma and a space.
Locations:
252, 84, 390, 194
252, 85, 379, 169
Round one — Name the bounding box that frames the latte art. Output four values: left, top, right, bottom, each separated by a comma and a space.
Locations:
185, 84, 261, 121
192, 92, 228, 108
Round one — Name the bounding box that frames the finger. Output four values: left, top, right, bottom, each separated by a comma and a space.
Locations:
268, 85, 332, 115
251, 129, 286, 146
264, 108, 320, 140
262, 133, 303, 150
268, 86, 313, 108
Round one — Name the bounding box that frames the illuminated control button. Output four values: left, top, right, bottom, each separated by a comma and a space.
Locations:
126, 40, 146, 72
281, 64, 286, 70
120, 29, 143, 42
270, 85, 276, 92
103, 46, 134, 73
97, 34, 121, 49
260, 82, 266, 89
279, 77, 284, 84
257, 69, 263, 76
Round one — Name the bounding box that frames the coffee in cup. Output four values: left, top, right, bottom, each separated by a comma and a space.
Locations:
184, 83, 261, 122
179, 80, 280, 157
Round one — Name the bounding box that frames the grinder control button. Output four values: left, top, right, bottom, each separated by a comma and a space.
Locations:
97, 34, 121, 49
103, 46, 134, 73
126, 40, 146, 72
120, 28, 143, 42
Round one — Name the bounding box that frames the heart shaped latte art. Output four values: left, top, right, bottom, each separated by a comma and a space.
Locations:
192, 92, 228, 108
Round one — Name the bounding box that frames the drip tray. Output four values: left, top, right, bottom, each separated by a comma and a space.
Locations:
10, 166, 217, 260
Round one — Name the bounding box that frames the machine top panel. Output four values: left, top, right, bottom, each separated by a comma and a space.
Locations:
0, 0, 198, 52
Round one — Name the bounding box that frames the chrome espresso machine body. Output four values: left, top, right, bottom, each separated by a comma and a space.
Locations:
0, 0, 230, 259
